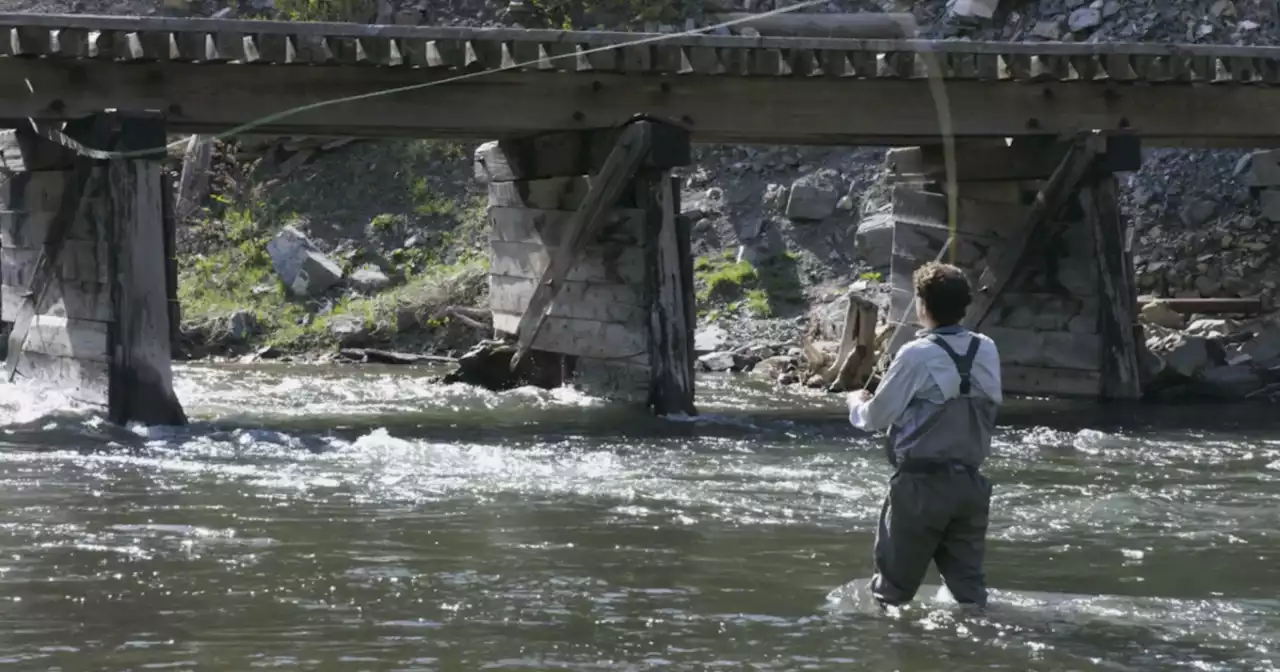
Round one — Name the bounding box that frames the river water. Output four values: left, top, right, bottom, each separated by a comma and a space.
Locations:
0, 363, 1277, 671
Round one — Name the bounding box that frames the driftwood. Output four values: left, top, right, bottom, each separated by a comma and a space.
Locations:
801, 294, 880, 392
337, 348, 457, 365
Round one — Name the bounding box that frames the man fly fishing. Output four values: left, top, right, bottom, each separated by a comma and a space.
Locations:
847, 261, 1002, 609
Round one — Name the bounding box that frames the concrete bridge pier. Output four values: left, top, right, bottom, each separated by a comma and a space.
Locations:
883, 134, 1146, 400
476, 119, 697, 415
0, 114, 186, 425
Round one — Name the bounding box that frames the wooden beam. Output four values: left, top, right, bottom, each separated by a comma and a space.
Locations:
508, 121, 653, 370
1083, 174, 1142, 400
966, 134, 1104, 330
705, 12, 914, 38
104, 114, 187, 426
3, 122, 98, 382
641, 170, 696, 416
3, 60, 1280, 146
1136, 296, 1265, 314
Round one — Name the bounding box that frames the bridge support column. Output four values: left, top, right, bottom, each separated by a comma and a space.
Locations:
476, 120, 695, 415
0, 115, 186, 425
883, 135, 1144, 400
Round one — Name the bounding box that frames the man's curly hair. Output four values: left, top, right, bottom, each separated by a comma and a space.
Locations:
912, 262, 972, 327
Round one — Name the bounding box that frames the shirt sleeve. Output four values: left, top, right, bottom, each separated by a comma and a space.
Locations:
848, 346, 928, 433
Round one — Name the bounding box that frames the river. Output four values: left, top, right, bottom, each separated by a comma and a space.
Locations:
0, 362, 1277, 671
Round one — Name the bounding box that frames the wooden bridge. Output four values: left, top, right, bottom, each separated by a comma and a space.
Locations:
1, 13, 1278, 424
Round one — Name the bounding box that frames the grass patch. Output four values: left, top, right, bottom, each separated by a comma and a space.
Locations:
693, 250, 805, 320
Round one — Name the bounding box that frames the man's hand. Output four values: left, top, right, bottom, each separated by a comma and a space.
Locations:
848, 390, 871, 407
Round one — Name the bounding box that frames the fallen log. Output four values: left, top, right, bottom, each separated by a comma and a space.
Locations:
337, 348, 457, 365
1136, 296, 1265, 315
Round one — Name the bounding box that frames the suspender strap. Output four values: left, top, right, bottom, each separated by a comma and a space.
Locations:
927, 333, 982, 395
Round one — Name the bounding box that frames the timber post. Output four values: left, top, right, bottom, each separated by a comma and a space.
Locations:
883, 134, 1143, 400
0, 114, 186, 425
476, 118, 695, 415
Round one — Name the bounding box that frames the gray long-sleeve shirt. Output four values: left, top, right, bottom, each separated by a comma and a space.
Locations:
849, 328, 1002, 434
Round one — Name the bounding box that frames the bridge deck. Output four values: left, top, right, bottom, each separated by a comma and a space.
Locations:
1, 13, 1279, 145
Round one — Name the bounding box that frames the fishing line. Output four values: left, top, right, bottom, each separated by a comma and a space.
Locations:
20, 0, 833, 160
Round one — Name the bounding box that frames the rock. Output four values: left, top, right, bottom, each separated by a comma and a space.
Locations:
1161, 335, 1212, 378
348, 265, 392, 293
754, 355, 795, 378
1140, 300, 1186, 330
1185, 318, 1233, 339
1241, 323, 1280, 366
1030, 19, 1063, 40
1259, 190, 1280, 222
267, 226, 344, 297
853, 213, 894, 270
440, 340, 563, 391
1249, 150, 1280, 187
1180, 199, 1218, 226
327, 315, 368, 345
785, 170, 841, 221
1068, 7, 1101, 32
1197, 364, 1260, 398
226, 309, 256, 342
947, 0, 999, 20
255, 345, 283, 360
695, 325, 729, 354
698, 351, 736, 372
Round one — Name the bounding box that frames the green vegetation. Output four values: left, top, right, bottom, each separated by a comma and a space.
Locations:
179, 138, 489, 353
275, 0, 376, 22
693, 249, 804, 321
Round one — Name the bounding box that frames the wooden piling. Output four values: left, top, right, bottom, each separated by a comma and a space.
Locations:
884, 134, 1143, 400
0, 115, 186, 425
479, 120, 696, 414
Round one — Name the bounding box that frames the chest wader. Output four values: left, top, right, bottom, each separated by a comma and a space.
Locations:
869, 333, 996, 609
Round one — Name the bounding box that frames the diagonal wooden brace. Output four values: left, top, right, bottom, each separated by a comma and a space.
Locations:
508, 121, 654, 370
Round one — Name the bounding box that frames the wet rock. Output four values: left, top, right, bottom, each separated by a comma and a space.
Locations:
698, 351, 736, 372
267, 226, 344, 297
348, 265, 392, 293
440, 340, 563, 391
785, 170, 841, 222
695, 325, 729, 354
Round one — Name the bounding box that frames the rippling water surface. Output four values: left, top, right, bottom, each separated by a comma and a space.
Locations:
0, 362, 1278, 671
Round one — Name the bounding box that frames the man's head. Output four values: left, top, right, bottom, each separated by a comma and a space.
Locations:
912, 262, 972, 328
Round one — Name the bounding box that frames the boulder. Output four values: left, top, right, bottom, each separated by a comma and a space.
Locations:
348, 265, 392, 293
785, 170, 841, 221
698, 351, 736, 372
1067, 7, 1101, 32
267, 226, 344, 297
1161, 335, 1212, 378
226, 309, 257, 342
1196, 364, 1262, 398
853, 213, 895, 270
695, 325, 729, 354
327, 314, 369, 346
1139, 300, 1186, 330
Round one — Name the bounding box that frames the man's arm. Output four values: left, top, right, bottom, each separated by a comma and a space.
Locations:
848, 346, 928, 433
